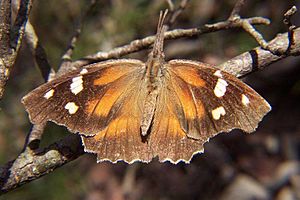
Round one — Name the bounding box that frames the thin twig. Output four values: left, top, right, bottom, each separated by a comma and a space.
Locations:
10, 0, 32, 49
13, 0, 54, 81
228, 0, 271, 54
218, 27, 300, 77
283, 6, 297, 55
166, 0, 174, 11
24, 20, 55, 81
238, 5, 299, 56
241, 19, 269, 48
229, 0, 246, 20
72, 16, 270, 68
58, 0, 97, 75
165, 0, 190, 28
24, 123, 47, 150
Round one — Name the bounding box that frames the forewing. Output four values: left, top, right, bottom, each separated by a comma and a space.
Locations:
166, 60, 271, 139
148, 60, 271, 163
22, 59, 145, 136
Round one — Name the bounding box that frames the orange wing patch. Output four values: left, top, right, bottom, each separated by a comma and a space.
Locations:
82, 77, 152, 163
166, 64, 207, 139
170, 75, 205, 121
169, 62, 206, 87
82, 115, 151, 163
93, 65, 137, 86
85, 86, 125, 117
85, 65, 143, 118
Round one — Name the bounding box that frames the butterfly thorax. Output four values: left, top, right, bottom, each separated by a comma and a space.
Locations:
145, 53, 165, 85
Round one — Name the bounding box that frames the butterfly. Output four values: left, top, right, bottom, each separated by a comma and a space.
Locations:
22, 11, 271, 164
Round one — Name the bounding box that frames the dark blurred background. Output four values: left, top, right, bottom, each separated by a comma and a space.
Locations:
0, 0, 300, 199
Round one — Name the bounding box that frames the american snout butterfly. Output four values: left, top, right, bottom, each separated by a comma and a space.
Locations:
22, 11, 271, 164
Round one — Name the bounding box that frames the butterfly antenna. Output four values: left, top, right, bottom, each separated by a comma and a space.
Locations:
151, 10, 168, 59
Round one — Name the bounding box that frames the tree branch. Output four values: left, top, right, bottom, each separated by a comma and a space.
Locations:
58, 0, 97, 75
218, 27, 300, 77
0, 0, 33, 100
0, 26, 299, 195
229, 0, 246, 19
24, 20, 55, 82
165, 0, 190, 28
72, 16, 270, 68
0, 135, 83, 194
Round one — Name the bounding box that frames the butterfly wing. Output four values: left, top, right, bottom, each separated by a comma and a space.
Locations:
22, 58, 271, 164
149, 59, 271, 163
22, 59, 146, 136
81, 79, 152, 163
148, 83, 205, 163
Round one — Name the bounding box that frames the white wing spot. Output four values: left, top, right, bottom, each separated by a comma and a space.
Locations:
214, 78, 228, 98
242, 94, 250, 106
80, 68, 88, 74
70, 76, 83, 95
213, 70, 223, 78
64, 102, 79, 114
44, 89, 55, 99
212, 106, 226, 120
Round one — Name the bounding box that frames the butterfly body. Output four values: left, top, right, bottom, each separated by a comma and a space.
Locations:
22, 11, 271, 164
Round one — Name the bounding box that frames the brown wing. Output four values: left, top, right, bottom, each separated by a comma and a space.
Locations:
81, 80, 152, 163
22, 59, 146, 136
148, 83, 205, 163
148, 59, 271, 163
